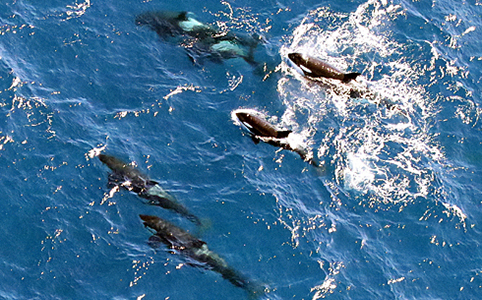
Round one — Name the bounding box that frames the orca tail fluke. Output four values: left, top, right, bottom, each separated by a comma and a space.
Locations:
343, 72, 361, 83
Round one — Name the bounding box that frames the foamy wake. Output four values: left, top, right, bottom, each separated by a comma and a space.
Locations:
278, 2, 447, 208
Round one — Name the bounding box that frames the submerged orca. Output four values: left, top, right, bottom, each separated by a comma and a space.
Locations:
232, 109, 319, 166
288, 52, 361, 83
98, 154, 202, 226
135, 11, 216, 40
135, 11, 260, 65
140, 214, 264, 296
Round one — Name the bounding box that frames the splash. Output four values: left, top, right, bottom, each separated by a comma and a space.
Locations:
86, 144, 106, 159
278, 2, 444, 207
65, 0, 91, 20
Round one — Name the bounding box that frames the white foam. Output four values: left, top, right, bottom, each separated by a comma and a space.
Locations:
285, 132, 307, 152
277, 3, 444, 205
344, 152, 376, 192
87, 145, 106, 159
441, 202, 467, 223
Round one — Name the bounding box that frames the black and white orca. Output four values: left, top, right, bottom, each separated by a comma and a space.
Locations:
231, 109, 319, 166
98, 154, 202, 226
288, 52, 361, 83
135, 11, 260, 65
140, 214, 264, 296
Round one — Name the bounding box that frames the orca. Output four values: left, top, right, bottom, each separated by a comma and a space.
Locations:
140, 215, 264, 296
98, 154, 202, 226
135, 11, 260, 65
231, 109, 319, 166
288, 52, 361, 83
135, 11, 216, 40
234, 109, 292, 139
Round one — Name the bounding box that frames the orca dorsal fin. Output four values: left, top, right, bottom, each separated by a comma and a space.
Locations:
146, 180, 159, 187
342, 72, 361, 83
276, 130, 292, 139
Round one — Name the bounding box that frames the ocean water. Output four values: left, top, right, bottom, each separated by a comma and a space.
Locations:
1, 0, 482, 299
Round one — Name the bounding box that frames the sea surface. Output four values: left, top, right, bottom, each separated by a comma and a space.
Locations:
1, 0, 482, 299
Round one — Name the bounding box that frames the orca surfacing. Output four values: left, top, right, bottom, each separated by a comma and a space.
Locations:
140, 215, 264, 296
98, 154, 202, 226
232, 109, 320, 167
288, 52, 361, 83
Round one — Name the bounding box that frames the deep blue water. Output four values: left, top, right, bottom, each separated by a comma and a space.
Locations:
2, 0, 482, 299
